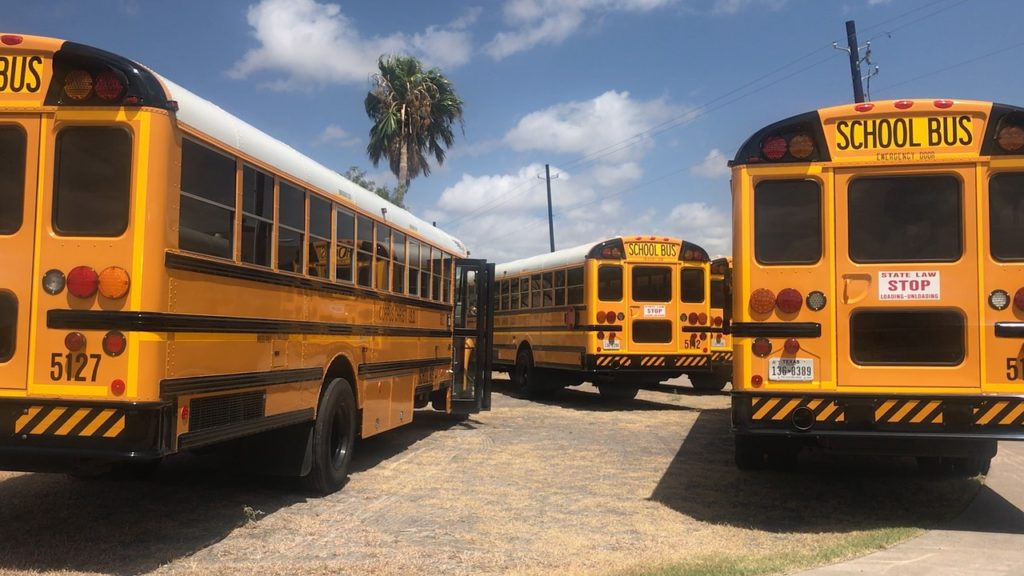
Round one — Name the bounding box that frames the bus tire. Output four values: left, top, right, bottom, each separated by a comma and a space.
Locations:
514, 347, 546, 398
951, 455, 992, 477
690, 373, 726, 392
304, 377, 357, 495
597, 385, 639, 400
735, 435, 765, 470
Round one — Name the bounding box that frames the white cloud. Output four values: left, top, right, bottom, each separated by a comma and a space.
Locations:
438, 164, 594, 215
690, 148, 730, 179
666, 202, 732, 257
504, 90, 691, 162
314, 124, 360, 147
486, 0, 678, 59
230, 0, 474, 89
709, 0, 788, 15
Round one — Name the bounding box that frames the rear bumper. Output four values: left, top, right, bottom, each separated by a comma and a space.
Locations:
732, 391, 1024, 442
585, 353, 710, 374
0, 398, 175, 472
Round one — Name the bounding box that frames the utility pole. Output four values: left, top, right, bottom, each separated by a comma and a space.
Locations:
539, 164, 558, 252
845, 20, 865, 103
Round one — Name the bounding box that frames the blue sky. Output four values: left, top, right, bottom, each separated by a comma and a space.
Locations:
5, 0, 1023, 261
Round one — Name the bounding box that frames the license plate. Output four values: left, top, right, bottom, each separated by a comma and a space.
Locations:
768, 358, 813, 382
603, 339, 621, 350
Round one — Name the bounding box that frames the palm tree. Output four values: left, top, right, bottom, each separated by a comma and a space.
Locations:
364, 55, 464, 198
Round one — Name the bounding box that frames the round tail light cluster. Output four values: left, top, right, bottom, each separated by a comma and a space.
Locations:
1015, 288, 1024, 311
749, 288, 776, 315
761, 132, 816, 161
47, 265, 131, 299
63, 69, 125, 102
776, 288, 803, 314
67, 266, 99, 298
596, 310, 619, 324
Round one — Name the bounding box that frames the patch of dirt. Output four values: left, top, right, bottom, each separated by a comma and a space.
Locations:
0, 377, 980, 576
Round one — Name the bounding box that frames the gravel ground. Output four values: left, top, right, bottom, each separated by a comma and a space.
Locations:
0, 377, 979, 576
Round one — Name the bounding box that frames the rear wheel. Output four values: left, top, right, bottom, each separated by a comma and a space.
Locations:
597, 385, 639, 401
690, 373, 726, 392
304, 378, 357, 495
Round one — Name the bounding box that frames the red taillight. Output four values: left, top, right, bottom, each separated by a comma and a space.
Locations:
698, 312, 708, 325
752, 337, 772, 357
64, 332, 86, 352
854, 103, 874, 112
597, 331, 605, 340
933, 99, 954, 109
784, 338, 800, 354
762, 136, 787, 161
102, 331, 127, 356
894, 100, 914, 109
749, 288, 776, 315
67, 266, 99, 298
751, 375, 763, 388
688, 312, 699, 325
1014, 288, 1024, 311
1, 35, 23, 46
180, 406, 190, 421
596, 311, 607, 324
607, 310, 617, 323
776, 288, 803, 314
94, 71, 125, 101
110, 379, 126, 396
713, 316, 723, 327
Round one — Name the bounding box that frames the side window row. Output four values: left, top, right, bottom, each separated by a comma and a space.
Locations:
178, 138, 452, 302
495, 267, 584, 311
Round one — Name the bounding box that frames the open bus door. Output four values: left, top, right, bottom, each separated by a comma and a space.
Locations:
452, 259, 494, 413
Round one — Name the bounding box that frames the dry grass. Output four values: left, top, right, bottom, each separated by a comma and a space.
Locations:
0, 379, 979, 576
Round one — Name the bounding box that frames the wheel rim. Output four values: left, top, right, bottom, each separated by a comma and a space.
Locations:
329, 402, 349, 470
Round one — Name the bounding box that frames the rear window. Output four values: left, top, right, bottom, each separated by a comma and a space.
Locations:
850, 310, 964, 365
848, 175, 961, 263
710, 278, 725, 309
632, 320, 672, 343
754, 179, 821, 264
681, 268, 705, 303
0, 126, 26, 235
598, 265, 623, 302
54, 127, 131, 236
632, 266, 671, 302
0, 291, 15, 362
989, 172, 1024, 261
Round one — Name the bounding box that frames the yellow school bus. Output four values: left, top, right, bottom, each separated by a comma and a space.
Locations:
709, 257, 732, 390
0, 34, 492, 493
729, 98, 1024, 473
493, 236, 715, 399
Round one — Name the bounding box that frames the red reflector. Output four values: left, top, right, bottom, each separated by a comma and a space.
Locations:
607, 310, 617, 323
784, 338, 800, 354
713, 316, 723, 327
698, 312, 708, 325
67, 266, 99, 298
94, 70, 125, 101
103, 331, 127, 356
110, 379, 126, 396
894, 100, 914, 109
776, 288, 803, 314
1, 35, 23, 46
180, 406, 190, 421
751, 375, 763, 388
752, 337, 772, 357
762, 136, 787, 161
597, 331, 605, 340
64, 332, 86, 352
933, 99, 954, 109
688, 312, 699, 325
596, 310, 607, 324
854, 103, 874, 112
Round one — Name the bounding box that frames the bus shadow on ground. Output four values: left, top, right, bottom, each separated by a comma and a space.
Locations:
491, 377, 703, 412
649, 408, 1020, 535
0, 412, 467, 576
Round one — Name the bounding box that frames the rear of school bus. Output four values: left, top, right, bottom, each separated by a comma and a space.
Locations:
586, 237, 713, 396
708, 257, 732, 390
729, 99, 1024, 473
0, 34, 178, 472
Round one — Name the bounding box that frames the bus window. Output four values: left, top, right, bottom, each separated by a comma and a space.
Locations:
710, 278, 725, 309
419, 242, 431, 298
681, 268, 705, 303
307, 195, 330, 278
393, 232, 407, 293
519, 274, 530, 308
598, 265, 622, 302
0, 292, 14, 362
530, 274, 542, 308
754, 179, 821, 264
632, 266, 671, 302
851, 310, 965, 365
407, 240, 421, 295
989, 173, 1024, 261
553, 269, 566, 306
54, 127, 131, 237
542, 272, 554, 307
375, 223, 391, 291
278, 181, 306, 273
180, 138, 234, 258
0, 127, 26, 234
510, 278, 520, 310
567, 266, 584, 304
443, 253, 453, 303
848, 175, 961, 263
241, 165, 273, 267
335, 208, 355, 282
356, 214, 374, 287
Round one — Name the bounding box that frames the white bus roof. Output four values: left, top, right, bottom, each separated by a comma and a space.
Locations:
157, 75, 468, 257
496, 235, 687, 277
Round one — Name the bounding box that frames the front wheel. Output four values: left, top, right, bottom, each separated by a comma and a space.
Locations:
304, 378, 357, 495
514, 347, 548, 398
